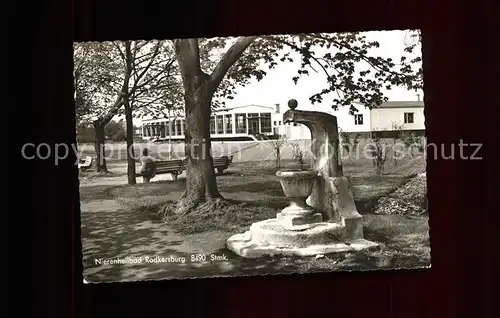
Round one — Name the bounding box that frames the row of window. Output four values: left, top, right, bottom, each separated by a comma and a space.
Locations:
143, 112, 416, 137
211, 113, 272, 134
143, 120, 185, 137
353, 112, 415, 126
144, 112, 274, 137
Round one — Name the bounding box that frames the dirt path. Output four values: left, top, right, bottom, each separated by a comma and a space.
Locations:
79, 173, 179, 188
80, 199, 236, 283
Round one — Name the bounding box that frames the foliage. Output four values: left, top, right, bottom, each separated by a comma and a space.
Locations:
73, 42, 123, 126
73, 41, 180, 125
172, 30, 423, 116
104, 120, 124, 138
76, 125, 95, 143
202, 30, 423, 114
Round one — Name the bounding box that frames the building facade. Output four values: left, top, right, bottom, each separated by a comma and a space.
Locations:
142, 105, 279, 141
370, 101, 425, 133
140, 101, 425, 141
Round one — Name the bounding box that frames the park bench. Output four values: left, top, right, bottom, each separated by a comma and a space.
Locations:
137, 159, 185, 180
213, 155, 233, 174
78, 156, 93, 171
179, 155, 233, 175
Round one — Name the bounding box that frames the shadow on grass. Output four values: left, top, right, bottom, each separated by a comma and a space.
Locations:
81, 206, 194, 282
219, 181, 284, 197
82, 193, 430, 282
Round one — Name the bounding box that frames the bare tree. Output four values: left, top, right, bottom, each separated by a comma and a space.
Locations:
368, 133, 389, 180
270, 135, 288, 169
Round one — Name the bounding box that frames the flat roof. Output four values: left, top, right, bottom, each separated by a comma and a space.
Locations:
375, 101, 424, 108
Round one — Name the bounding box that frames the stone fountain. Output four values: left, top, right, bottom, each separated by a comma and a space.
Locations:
226, 99, 378, 258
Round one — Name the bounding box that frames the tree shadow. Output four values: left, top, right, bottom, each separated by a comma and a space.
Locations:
220, 181, 284, 197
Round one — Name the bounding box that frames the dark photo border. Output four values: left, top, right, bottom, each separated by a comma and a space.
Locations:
8, 0, 497, 317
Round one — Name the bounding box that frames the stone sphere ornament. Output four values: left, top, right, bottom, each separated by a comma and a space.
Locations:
287, 99, 298, 110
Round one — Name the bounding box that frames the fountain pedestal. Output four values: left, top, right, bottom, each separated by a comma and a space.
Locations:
226, 99, 379, 258
275, 170, 323, 230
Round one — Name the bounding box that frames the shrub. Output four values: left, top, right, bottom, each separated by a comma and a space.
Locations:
402, 131, 424, 156
290, 141, 309, 170
112, 130, 126, 142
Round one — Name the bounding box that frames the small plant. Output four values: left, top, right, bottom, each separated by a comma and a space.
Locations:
270, 134, 288, 169
290, 141, 309, 170
367, 134, 388, 179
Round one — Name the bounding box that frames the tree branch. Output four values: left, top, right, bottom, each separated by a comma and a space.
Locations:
129, 42, 161, 93
209, 36, 258, 90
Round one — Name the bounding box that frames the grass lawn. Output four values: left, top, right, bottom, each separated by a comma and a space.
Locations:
79, 155, 429, 279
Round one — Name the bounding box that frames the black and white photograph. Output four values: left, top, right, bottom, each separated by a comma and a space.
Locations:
71, 29, 430, 283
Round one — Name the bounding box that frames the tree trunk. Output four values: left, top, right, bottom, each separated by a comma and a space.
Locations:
171, 37, 257, 214
276, 147, 281, 169
177, 96, 222, 212
123, 41, 136, 185
93, 123, 107, 172
375, 163, 384, 180
124, 99, 136, 185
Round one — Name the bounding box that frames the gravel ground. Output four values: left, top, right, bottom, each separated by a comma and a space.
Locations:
373, 172, 427, 216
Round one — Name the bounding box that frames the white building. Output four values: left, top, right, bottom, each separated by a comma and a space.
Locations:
142, 104, 277, 141
140, 100, 425, 141
370, 101, 425, 133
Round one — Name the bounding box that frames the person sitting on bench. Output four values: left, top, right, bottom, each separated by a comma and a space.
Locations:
140, 148, 156, 183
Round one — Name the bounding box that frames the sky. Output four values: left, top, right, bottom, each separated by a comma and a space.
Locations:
129, 29, 423, 125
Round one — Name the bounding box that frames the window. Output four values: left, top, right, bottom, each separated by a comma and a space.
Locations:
176, 120, 182, 136
181, 119, 185, 135
404, 112, 414, 124
164, 122, 170, 136
260, 113, 272, 133
274, 121, 277, 126
225, 114, 233, 134
354, 114, 364, 125
216, 115, 224, 134
210, 117, 216, 134
160, 123, 166, 137
235, 113, 247, 133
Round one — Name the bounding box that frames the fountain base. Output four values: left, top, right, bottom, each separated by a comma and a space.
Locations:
226, 218, 379, 258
